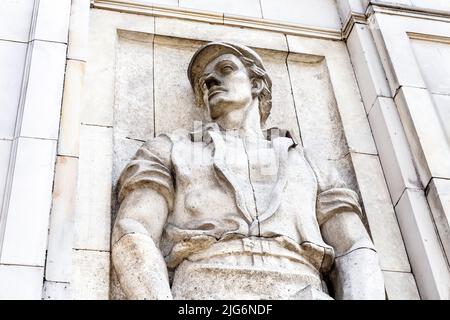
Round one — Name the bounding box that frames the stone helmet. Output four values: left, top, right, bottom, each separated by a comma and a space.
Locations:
188, 41, 273, 125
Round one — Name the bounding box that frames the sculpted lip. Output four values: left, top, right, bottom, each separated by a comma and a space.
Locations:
208, 87, 226, 98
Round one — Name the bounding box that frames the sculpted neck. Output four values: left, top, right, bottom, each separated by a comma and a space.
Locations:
214, 98, 264, 140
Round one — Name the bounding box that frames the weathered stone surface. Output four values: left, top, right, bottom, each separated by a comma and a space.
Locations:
383, 271, 420, 300
115, 32, 155, 141
154, 36, 203, 134
331, 249, 385, 300
58, 59, 85, 157
75, 125, 112, 251
113, 41, 384, 300
171, 259, 327, 299
254, 49, 300, 142
82, 9, 155, 127
287, 35, 377, 155
72, 249, 110, 300
287, 55, 348, 160
43, 281, 71, 300
46, 156, 78, 283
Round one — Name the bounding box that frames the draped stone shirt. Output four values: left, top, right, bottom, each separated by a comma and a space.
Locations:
117, 123, 368, 274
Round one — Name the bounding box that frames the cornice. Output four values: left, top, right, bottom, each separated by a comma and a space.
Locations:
91, 0, 342, 40
91, 0, 450, 42
367, 1, 450, 24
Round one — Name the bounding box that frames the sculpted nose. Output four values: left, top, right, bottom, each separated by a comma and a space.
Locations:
204, 74, 220, 90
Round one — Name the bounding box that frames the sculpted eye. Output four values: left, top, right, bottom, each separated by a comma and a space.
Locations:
221, 65, 234, 73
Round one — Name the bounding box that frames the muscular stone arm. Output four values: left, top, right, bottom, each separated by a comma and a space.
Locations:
111, 188, 172, 300
320, 211, 385, 300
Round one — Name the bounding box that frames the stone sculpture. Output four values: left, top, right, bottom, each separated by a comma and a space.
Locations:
111, 41, 385, 300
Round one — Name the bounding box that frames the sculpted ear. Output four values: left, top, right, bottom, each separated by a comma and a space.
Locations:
251, 78, 264, 98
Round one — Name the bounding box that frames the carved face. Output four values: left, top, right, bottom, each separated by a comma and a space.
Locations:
201, 54, 254, 120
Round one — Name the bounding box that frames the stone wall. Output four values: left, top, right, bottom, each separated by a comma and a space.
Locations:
0, 0, 449, 300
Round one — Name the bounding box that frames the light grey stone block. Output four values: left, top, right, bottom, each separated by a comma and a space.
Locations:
368, 14, 423, 95
350, 152, 410, 272
43, 281, 71, 300
260, 0, 341, 29
112, 136, 143, 189
82, 9, 155, 127
287, 35, 377, 155
20, 40, 67, 140
141, 0, 178, 6
154, 36, 202, 134
0, 0, 34, 42
368, 97, 421, 204
410, 38, 450, 95
72, 249, 110, 300
46, 156, 78, 283
346, 24, 391, 113
431, 93, 450, 141
395, 188, 450, 299
0, 40, 27, 139
336, 0, 365, 22
410, 0, 450, 12
33, 0, 71, 43
394, 87, 450, 186
115, 32, 154, 141
58, 60, 85, 158
75, 125, 113, 251
383, 271, 420, 300
0, 137, 56, 267
255, 49, 300, 143
0, 141, 12, 222
426, 178, 450, 265
67, 0, 91, 62
0, 264, 43, 300
287, 55, 348, 160
154, 17, 288, 52
180, 0, 262, 18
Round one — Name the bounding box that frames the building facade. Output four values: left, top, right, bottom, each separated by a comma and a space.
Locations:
0, 0, 449, 299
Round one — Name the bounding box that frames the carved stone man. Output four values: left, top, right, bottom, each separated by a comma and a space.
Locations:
112, 42, 385, 300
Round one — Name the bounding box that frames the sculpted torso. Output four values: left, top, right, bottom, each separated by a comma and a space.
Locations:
111, 42, 385, 300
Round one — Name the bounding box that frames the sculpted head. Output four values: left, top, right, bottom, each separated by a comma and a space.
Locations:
188, 42, 272, 125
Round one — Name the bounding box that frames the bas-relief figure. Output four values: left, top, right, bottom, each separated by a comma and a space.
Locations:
111, 42, 385, 300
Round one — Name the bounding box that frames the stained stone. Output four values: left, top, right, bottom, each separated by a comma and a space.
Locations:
111, 41, 385, 300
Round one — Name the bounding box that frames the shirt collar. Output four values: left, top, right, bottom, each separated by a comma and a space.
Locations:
189, 122, 298, 146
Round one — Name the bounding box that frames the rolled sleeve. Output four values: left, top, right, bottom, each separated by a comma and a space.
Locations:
305, 151, 363, 226
316, 188, 362, 226
118, 134, 174, 210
